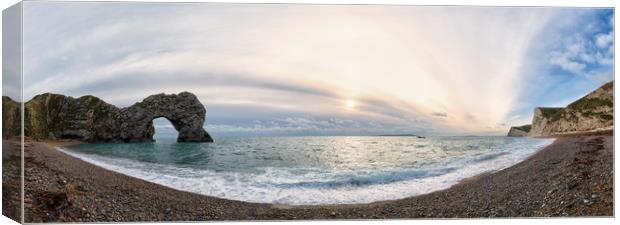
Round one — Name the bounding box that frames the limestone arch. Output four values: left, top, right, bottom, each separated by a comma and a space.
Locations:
120, 92, 213, 142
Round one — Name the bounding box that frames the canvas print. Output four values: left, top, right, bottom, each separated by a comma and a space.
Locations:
1, 1, 614, 223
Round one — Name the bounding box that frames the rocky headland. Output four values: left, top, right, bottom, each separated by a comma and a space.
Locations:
508, 81, 613, 137
2, 92, 213, 143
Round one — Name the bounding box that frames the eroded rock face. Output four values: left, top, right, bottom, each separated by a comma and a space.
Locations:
2, 96, 20, 137
510, 81, 613, 137
2, 92, 213, 143
528, 107, 563, 136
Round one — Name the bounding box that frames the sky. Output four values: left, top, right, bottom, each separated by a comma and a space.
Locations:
3, 2, 614, 137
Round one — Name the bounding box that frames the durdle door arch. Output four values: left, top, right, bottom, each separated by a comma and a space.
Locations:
2, 92, 214, 143
121, 92, 214, 143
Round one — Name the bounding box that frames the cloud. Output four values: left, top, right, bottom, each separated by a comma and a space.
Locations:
202, 116, 447, 136
595, 31, 613, 48
2, 3, 22, 100
19, 3, 611, 135
547, 11, 613, 76
431, 112, 448, 118
204, 117, 366, 136
549, 50, 587, 74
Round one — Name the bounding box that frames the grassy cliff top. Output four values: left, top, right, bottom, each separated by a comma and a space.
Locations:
538, 107, 563, 118
513, 124, 532, 132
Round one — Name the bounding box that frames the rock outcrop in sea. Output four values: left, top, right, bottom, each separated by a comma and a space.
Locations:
507, 81, 613, 137
2, 92, 213, 143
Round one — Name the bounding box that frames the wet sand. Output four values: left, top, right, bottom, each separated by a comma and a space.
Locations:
2, 134, 613, 222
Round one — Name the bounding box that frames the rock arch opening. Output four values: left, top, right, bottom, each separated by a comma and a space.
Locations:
152, 117, 179, 143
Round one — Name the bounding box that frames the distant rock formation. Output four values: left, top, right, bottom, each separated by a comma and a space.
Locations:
507, 81, 613, 137
2, 92, 213, 143
507, 124, 531, 137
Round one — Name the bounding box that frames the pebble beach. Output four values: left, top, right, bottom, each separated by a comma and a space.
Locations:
1, 133, 613, 222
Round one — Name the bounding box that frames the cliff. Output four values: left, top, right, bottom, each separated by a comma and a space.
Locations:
2, 92, 213, 143
2, 96, 21, 137
527, 107, 563, 136
507, 81, 613, 137
507, 124, 531, 137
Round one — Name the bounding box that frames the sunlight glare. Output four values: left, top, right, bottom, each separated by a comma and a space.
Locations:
346, 99, 356, 109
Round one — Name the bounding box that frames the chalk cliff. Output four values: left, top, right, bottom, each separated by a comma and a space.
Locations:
528, 107, 563, 136
507, 81, 613, 137
2, 92, 213, 143
530, 82, 613, 136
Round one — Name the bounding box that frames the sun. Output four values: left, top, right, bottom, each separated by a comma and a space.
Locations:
345, 99, 356, 109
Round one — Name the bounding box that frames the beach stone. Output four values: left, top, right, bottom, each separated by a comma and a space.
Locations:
3, 92, 213, 143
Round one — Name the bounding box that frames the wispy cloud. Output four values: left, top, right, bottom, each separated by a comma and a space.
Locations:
548, 28, 613, 75
431, 112, 448, 118
201, 116, 444, 137
504, 9, 613, 127
19, 2, 613, 135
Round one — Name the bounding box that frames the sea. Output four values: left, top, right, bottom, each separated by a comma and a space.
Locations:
57, 135, 554, 205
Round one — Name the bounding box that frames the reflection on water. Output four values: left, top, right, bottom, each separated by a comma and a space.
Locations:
60, 136, 553, 205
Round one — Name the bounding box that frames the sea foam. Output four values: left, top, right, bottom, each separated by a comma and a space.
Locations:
57, 136, 554, 205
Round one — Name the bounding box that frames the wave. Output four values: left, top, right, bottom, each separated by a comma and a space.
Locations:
56, 137, 554, 205
470, 151, 511, 162
270, 167, 456, 189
